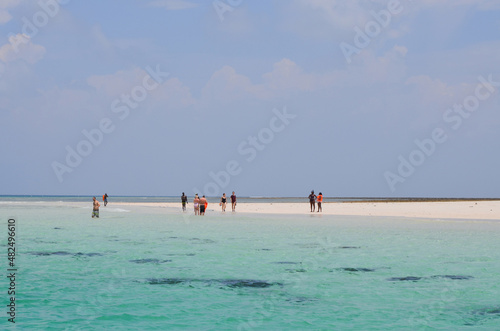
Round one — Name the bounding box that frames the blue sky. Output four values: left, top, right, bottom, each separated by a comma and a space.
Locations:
1, 0, 499, 197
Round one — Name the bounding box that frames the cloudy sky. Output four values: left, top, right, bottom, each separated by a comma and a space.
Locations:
1, 0, 499, 197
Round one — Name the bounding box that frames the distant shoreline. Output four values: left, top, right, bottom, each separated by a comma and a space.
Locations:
1, 195, 499, 202
2, 197, 499, 220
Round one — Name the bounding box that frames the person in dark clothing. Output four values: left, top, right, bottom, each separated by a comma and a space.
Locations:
308, 190, 317, 212
230, 191, 237, 212
181, 192, 188, 211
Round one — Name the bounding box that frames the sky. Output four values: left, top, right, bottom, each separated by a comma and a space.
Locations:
1, 0, 499, 198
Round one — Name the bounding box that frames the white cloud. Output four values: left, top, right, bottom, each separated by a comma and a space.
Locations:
0, 34, 46, 64
90, 25, 114, 57
201, 65, 260, 102
284, 0, 499, 42
147, 0, 198, 10
88, 68, 149, 97
0, 10, 12, 24
0, 0, 20, 24
202, 48, 409, 104
150, 77, 196, 108
345, 45, 408, 83
88, 67, 195, 108
262, 58, 315, 92
405, 75, 458, 106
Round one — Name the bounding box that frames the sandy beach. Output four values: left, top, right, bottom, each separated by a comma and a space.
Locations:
109, 200, 500, 220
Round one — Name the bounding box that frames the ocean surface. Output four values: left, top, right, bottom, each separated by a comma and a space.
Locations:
2, 198, 500, 330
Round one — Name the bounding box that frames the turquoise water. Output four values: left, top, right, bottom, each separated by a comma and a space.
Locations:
2, 201, 500, 330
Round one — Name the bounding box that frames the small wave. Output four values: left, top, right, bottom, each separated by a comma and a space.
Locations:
107, 208, 130, 213
0, 201, 27, 204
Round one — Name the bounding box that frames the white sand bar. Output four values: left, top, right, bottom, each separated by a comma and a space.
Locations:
110, 200, 500, 220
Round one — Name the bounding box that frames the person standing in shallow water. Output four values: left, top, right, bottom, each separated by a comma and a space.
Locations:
316, 192, 323, 212
181, 192, 188, 211
103, 193, 108, 206
199, 195, 207, 215
92, 197, 100, 218
231, 191, 237, 212
308, 190, 317, 212
193, 194, 200, 215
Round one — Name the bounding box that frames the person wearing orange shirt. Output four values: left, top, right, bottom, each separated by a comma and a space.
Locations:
316, 192, 323, 212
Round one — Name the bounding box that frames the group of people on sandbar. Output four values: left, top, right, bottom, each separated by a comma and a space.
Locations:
182, 191, 237, 215
92, 191, 322, 218
308, 190, 323, 212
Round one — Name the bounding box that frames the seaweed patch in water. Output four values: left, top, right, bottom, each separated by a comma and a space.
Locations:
145, 278, 282, 289
28, 251, 72, 256
387, 276, 423, 282
464, 306, 500, 326
337, 268, 375, 272
388, 275, 474, 282
221, 279, 282, 288
286, 268, 307, 273
286, 296, 319, 304
472, 307, 500, 316
430, 275, 474, 280
74, 252, 104, 257
27, 251, 103, 257
148, 278, 185, 285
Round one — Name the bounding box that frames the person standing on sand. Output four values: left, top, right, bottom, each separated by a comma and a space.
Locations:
92, 197, 100, 218
231, 191, 237, 212
199, 195, 207, 215
308, 190, 317, 212
181, 192, 188, 211
220, 193, 227, 212
193, 194, 200, 215
103, 193, 108, 206
317, 192, 323, 212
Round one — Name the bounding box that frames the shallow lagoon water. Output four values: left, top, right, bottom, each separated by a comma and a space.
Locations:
3, 201, 500, 330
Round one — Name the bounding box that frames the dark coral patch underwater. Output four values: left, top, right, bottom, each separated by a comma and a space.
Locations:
145, 278, 283, 289
387, 275, 474, 282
